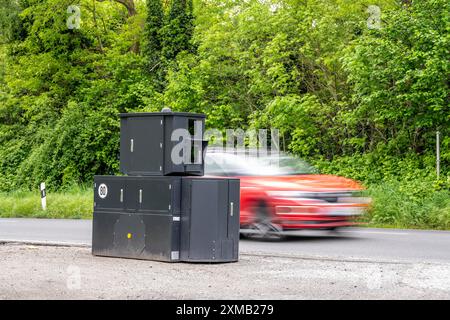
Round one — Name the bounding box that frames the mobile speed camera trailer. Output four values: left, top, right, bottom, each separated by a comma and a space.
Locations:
92, 109, 240, 263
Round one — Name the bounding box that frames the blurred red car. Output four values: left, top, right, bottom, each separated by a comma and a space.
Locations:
204, 152, 370, 238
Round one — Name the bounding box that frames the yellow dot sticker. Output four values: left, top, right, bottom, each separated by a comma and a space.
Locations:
127, 233, 132, 239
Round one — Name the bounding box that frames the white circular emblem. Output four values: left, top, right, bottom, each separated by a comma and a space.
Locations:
98, 183, 108, 199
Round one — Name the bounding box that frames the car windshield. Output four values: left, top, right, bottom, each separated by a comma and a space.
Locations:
205, 152, 318, 176
257, 155, 318, 175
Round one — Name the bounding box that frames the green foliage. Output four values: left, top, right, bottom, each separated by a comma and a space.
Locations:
312, 153, 440, 184
342, 0, 450, 157
143, 0, 164, 80
0, 0, 25, 44
0, 0, 448, 228
15, 100, 121, 190
0, 0, 154, 191
161, 0, 194, 61
142, 0, 195, 90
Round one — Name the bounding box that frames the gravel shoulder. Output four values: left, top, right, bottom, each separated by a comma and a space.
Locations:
1, 243, 450, 299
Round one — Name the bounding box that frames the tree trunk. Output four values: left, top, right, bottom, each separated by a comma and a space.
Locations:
97, 0, 136, 17
97, 0, 139, 53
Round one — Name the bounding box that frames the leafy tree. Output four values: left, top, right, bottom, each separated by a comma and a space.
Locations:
0, 0, 27, 44
0, 0, 153, 190
161, 0, 194, 62
143, 0, 164, 88
0, 0, 448, 192
342, 0, 450, 157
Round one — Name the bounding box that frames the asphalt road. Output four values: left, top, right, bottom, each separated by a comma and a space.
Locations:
1, 218, 450, 263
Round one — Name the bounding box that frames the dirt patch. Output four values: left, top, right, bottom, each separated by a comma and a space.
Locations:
1, 244, 450, 299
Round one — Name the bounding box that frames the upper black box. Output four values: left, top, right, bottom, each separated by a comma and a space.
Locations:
120, 111, 206, 176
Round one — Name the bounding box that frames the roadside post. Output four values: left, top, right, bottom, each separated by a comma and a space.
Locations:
40, 182, 46, 211
436, 130, 440, 179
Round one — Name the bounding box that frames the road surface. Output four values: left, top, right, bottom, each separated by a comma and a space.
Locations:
1, 218, 450, 299
1, 218, 450, 263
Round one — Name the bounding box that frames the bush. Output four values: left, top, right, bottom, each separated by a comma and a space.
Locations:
366, 178, 450, 230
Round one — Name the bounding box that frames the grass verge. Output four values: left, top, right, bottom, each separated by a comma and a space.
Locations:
0, 185, 92, 219
363, 179, 450, 230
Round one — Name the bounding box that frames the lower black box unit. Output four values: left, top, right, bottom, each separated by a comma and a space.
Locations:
92, 176, 240, 263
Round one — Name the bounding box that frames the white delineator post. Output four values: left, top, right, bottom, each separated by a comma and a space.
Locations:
436, 131, 440, 179
40, 182, 47, 210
